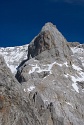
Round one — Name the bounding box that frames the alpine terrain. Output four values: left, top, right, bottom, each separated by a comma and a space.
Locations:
0, 22, 84, 125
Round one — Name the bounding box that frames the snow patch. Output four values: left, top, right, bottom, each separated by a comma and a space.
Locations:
64, 74, 69, 78
56, 63, 62, 67
29, 61, 69, 74
71, 76, 79, 93
72, 83, 79, 93
27, 86, 35, 92
66, 102, 73, 108
29, 62, 56, 74
24, 88, 26, 92
72, 64, 82, 71
9, 65, 17, 73
71, 46, 84, 66
82, 89, 84, 92
43, 76, 47, 79
64, 62, 68, 67
64, 71, 84, 93
71, 47, 84, 54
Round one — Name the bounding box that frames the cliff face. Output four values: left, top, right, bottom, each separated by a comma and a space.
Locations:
0, 23, 84, 125
15, 23, 84, 125
27, 23, 72, 64
0, 55, 58, 125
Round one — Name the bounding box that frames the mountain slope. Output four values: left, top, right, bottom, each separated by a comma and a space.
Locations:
0, 41, 83, 74
15, 23, 84, 125
0, 44, 28, 74
0, 22, 84, 125
71, 43, 84, 66
0, 55, 47, 125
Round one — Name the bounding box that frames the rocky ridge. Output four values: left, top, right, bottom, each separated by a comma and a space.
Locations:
0, 40, 83, 74
0, 22, 84, 125
0, 55, 60, 125
15, 23, 84, 125
0, 55, 38, 125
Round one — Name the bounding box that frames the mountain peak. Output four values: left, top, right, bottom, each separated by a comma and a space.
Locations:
27, 22, 72, 65
42, 22, 57, 29
41, 22, 63, 39
0, 23, 84, 125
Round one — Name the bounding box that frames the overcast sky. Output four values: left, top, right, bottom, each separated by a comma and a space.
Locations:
0, 0, 84, 47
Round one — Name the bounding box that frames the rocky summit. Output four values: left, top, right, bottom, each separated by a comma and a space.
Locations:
0, 22, 84, 125
27, 23, 72, 63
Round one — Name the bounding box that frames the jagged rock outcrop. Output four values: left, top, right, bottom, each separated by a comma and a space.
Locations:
15, 23, 84, 125
16, 22, 73, 82
27, 30, 53, 59
68, 42, 80, 47
0, 55, 38, 125
0, 55, 60, 125
0, 22, 84, 125
27, 23, 72, 64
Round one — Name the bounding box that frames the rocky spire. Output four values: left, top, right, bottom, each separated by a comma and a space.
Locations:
27, 22, 72, 64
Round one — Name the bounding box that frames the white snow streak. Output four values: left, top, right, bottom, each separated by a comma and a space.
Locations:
72, 82, 79, 93
29, 62, 56, 74
29, 62, 69, 74
72, 64, 82, 71
64, 64, 84, 93
66, 102, 73, 108
71, 75, 83, 93
27, 86, 35, 92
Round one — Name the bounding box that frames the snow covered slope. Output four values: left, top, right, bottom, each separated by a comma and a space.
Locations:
0, 44, 28, 73
0, 43, 83, 74
71, 44, 84, 66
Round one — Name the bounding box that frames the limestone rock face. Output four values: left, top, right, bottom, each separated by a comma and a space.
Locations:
0, 22, 84, 125
0, 55, 36, 125
28, 23, 72, 64
28, 30, 52, 59
0, 55, 58, 125
15, 23, 84, 125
